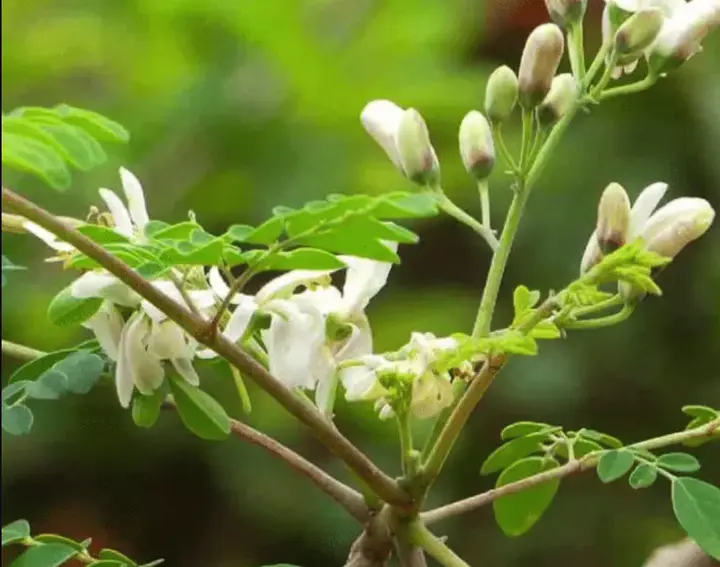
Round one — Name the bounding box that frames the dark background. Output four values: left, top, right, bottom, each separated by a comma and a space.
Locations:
2, 0, 719, 565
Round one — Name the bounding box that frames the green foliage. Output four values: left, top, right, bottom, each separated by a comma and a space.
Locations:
1, 520, 30, 546
628, 464, 658, 489
681, 405, 720, 447
511, 286, 561, 340
480, 430, 560, 475
46, 287, 103, 326
596, 449, 635, 483
9, 542, 78, 566
1, 256, 26, 288
2, 347, 105, 436
492, 457, 561, 537
168, 376, 231, 441
500, 421, 552, 440
2, 105, 129, 190
656, 452, 701, 473
131, 388, 166, 429
672, 478, 720, 559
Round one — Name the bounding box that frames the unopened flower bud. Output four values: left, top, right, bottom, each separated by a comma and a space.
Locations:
484, 66, 519, 123
518, 24, 565, 109
596, 182, 631, 253
544, 0, 588, 28
641, 197, 715, 258
361, 100, 439, 186
396, 108, 440, 185
614, 9, 665, 60
459, 111, 495, 181
648, 1, 720, 75
536, 73, 578, 128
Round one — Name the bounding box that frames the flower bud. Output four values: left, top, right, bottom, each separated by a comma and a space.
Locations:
641, 197, 715, 258
458, 111, 495, 181
396, 108, 440, 185
596, 182, 631, 253
361, 100, 439, 185
536, 73, 578, 128
484, 66, 519, 123
648, 1, 720, 75
518, 24, 565, 109
544, 0, 588, 28
614, 8, 665, 60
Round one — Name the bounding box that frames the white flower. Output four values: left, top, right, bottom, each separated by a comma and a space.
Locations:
581, 182, 715, 278
98, 167, 151, 240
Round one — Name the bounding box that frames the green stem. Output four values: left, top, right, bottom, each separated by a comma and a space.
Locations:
600, 73, 657, 100
589, 52, 620, 100
432, 190, 499, 251
582, 40, 613, 91
568, 294, 624, 318
409, 521, 470, 567
568, 23, 586, 81
492, 122, 519, 173
563, 304, 634, 329
398, 412, 414, 475
1, 340, 45, 361
420, 380, 468, 460
519, 108, 535, 171
477, 180, 491, 231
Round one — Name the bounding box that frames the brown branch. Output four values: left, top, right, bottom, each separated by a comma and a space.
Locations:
2, 187, 410, 507
422, 418, 720, 525
642, 539, 716, 567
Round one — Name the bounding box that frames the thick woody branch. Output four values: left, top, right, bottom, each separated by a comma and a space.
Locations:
642, 538, 715, 567
422, 419, 720, 525
2, 187, 410, 507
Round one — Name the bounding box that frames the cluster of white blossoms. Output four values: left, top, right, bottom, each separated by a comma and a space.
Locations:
600, 0, 720, 77
25, 168, 460, 419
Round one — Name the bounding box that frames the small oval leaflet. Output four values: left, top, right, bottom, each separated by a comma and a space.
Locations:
656, 452, 701, 473
596, 449, 635, 483
672, 477, 720, 560
628, 463, 658, 489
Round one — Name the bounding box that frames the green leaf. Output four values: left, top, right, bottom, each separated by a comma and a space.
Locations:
656, 453, 701, 473
76, 225, 131, 245
9, 542, 78, 567
168, 377, 231, 441
579, 429, 623, 448
2, 132, 71, 190
493, 456, 561, 537
2, 520, 31, 545
500, 421, 552, 441
34, 534, 87, 552
512, 286, 540, 319
481, 432, 556, 475
596, 449, 635, 483
628, 464, 658, 489
88, 561, 128, 566
54, 351, 106, 395
98, 549, 137, 565
2, 382, 30, 404
148, 222, 203, 241
2, 405, 34, 435
47, 287, 103, 326
252, 248, 346, 271
9, 348, 77, 384
672, 477, 720, 560
553, 438, 603, 459
682, 405, 718, 420
28, 119, 106, 169
53, 104, 130, 143
24, 370, 68, 400
495, 331, 538, 356
295, 228, 400, 262
240, 217, 285, 245
132, 389, 166, 428
529, 321, 562, 340
159, 238, 225, 265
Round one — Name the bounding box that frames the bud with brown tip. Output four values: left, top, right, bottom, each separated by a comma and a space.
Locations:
596, 182, 631, 253
614, 8, 665, 66
459, 111, 495, 181
484, 66, 519, 123
396, 108, 440, 185
518, 24, 566, 109
536, 73, 578, 128
544, 0, 588, 28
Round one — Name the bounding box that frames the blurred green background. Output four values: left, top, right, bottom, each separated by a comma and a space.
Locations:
2, 0, 719, 565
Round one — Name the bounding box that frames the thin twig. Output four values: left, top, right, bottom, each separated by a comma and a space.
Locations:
2, 187, 410, 507
1, 339, 46, 362
422, 418, 720, 525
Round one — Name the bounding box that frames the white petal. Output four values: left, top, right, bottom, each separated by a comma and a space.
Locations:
147, 320, 192, 359
171, 358, 200, 386
119, 167, 150, 230
339, 241, 398, 316
99, 189, 134, 237
410, 373, 454, 419
256, 269, 337, 304
141, 280, 215, 322
261, 300, 325, 390
629, 182, 669, 239
123, 312, 164, 396
23, 222, 75, 252
340, 355, 389, 401
115, 315, 137, 408
361, 100, 405, 168
70, 272, 141, 307
222, 296, 259, 343
195, 347, 219, 359
641, 197, 714, 243
294, 286, 344, 316
83, 302, 124, 361
580, 230, 603, 275
313, 348, 339, 412
335, 317, 373, 361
